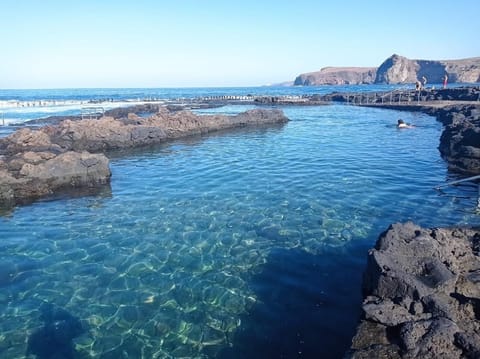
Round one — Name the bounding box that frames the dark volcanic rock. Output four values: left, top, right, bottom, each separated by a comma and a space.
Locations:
433, 104, 480, 174
0, 150, 111, 207
44, 108, 288, 152
346, 222, 480, 359
103, 103, 162, 118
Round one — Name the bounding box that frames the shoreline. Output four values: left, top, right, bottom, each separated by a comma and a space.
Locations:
0, 108, 288, 209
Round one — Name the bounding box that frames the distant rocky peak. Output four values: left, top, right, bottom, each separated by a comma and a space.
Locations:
294, 54, 480, 86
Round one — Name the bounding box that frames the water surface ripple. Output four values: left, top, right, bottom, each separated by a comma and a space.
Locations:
1, 104, 479, 358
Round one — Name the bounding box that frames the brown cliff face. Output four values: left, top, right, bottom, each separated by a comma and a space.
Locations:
375, 54, 480, 84
294, 67, 377, 85
374, 54, 419, 84
294, 54, 480, 86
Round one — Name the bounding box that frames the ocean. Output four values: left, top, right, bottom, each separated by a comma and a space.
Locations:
1, 86, 479, 358
0, 83, 461, 128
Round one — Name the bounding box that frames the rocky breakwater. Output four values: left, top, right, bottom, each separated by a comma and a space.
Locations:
0, 132, 111, 208
0, 108, 288, 208
432, 104, 480, 175
347, 222, 480, 359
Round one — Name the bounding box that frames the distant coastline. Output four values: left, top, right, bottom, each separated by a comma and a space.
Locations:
292, 54, 480, 86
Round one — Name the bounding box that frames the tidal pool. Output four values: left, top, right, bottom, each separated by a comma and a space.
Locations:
1, 104, 478, 358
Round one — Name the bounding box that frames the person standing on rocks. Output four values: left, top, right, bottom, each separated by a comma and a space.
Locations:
415, 80, 422, 91
443, 73, 448, 89
421, 76, 427, 89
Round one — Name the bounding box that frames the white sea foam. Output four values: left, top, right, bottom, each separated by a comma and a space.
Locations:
0, 118, 27, 126
0, 100, 166, 125
0, 99, 87, 108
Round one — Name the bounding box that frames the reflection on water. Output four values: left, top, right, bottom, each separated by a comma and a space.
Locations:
1, 104, 479, 358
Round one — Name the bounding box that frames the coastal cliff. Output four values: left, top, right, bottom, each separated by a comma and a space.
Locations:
294, 54, 480, 86
293, 67, 377, 86
375, 54, 480, 84
0, 108, 289, 208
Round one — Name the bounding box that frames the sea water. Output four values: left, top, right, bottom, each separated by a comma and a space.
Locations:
0, 83, 470, 127
0, 88, 479, 358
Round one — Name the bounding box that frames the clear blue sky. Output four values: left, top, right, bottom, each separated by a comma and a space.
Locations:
1, 0, 478, 88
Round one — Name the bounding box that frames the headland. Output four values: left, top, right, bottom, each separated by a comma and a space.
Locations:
293, 54, 480, 86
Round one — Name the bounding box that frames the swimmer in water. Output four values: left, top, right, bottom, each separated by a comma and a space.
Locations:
397, 119, 415, 129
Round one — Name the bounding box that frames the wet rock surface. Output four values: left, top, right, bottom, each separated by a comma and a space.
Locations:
0, 108, 289, 208
433, 104, 480, 175
0, 150, 110, 207
346, 222, 480, 359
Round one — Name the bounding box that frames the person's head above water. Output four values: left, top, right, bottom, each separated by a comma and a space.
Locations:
397, 119, 414, 129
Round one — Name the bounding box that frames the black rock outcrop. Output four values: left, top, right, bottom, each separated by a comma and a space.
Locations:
433, 104, 480, 174
346, 222, 480, 359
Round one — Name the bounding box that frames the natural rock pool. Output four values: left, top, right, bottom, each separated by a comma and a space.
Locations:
1, 104, 479, 358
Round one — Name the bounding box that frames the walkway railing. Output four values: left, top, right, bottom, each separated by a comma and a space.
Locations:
379, 85, 418, 104
346, 85, 435, 106
81, 107, 105, 120
435, 174, 480, 211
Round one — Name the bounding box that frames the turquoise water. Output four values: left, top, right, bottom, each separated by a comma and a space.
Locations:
1, 103, 479, 358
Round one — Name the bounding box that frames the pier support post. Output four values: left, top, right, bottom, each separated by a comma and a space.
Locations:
477, 185, 480, 210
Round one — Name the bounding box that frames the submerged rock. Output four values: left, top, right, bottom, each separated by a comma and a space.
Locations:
26, 302, 86, 359
0, 258, 40, 287
346, 222, 480, 359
